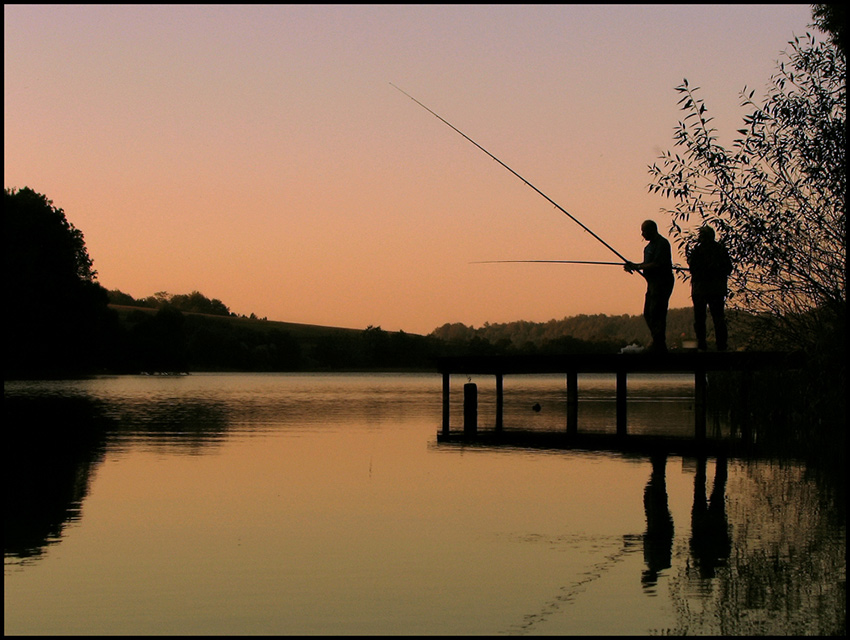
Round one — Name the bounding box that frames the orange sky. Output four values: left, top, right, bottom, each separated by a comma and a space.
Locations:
4, 4, 816, 334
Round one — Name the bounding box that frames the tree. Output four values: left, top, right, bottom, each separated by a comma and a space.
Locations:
107, 289, 138, 306
648, 30, 845, 352
4, 187, 118, 376
169, 291, 230, 316
812, 3, 846, 57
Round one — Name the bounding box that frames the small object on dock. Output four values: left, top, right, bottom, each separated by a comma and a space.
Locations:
532, 403, 541, 412
619, 343, 645, 354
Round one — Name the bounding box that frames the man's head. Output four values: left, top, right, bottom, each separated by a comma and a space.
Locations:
641, 219, 658, 241
698, 225, 716, 242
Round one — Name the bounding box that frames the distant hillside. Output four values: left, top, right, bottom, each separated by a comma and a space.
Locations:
429, 307, 755, 352
108, 304, 440, 372
106, 286, 756, 373
109, 304, 367, 340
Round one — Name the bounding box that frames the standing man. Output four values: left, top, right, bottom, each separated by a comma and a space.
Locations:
687, 226, 732, 351
625, 220, 675, 353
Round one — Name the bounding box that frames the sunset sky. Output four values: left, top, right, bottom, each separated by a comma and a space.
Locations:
5, 4, 817, 334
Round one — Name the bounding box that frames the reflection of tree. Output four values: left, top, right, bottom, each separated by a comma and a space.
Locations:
107, 397, 231, 453
642, 454, 674, 590
5, 396, 109, 560
5, 391, 234, 560
665, 459, 846, 635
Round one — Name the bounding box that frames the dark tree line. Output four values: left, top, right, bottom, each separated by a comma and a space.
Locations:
110, 310, 445, 373
5, 188, 120, 377
430, 308, 756, 354
108, 290, 231, 317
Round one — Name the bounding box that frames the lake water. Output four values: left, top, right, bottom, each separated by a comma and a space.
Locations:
4, 373, 845, 635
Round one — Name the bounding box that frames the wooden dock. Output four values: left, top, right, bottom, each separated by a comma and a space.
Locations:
436, 351, 805, 455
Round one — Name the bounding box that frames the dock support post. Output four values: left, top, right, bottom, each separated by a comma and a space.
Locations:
495, 374, 504, 432
463, 382, 478, 435
442, 373, 450, 436
694, 369, 706, 440
616, 370, 627, 436
566, 371, 578, 436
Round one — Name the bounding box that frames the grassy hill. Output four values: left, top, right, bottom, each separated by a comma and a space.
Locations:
107, 302, 756, 374
109, 304, 371, 340
108, 304, 439, 372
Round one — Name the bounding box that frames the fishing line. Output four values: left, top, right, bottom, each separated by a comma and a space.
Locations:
391, 83, 629, 263
471, 259, 690, 271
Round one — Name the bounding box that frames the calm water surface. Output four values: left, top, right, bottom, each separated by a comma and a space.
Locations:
4, 373, 845, 635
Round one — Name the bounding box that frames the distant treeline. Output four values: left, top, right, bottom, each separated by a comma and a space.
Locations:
107, 290, 234, 318
103, 290, 747, 374
105, 299, 627, 373
108, 302, 442, 373
430, 308, 754, 353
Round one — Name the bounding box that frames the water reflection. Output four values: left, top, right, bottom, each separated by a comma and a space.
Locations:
5, 396, 109, 561
5, 386, 232, 561
668, 458, 845, 635
641, 454, 675, 591
105, 397, 230, 452
690, 455, 731, 581
639, 454, 733, 593
4, 374, 844, 635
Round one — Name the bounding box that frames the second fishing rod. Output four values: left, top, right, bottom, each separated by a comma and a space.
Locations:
391, 83, 631, 264
471, 259, 690, 272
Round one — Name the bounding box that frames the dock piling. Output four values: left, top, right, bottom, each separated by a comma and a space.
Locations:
442, 373, 450, 436
463, 382, 478, 435
616, 370, 628, 436
695, 368, 707, 440
495, 374, 504, 432
566, 371, 578, 436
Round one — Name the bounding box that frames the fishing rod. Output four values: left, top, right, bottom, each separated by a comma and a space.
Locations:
390, 83, 629, 263
472, 259, 624, 266
472, 259, 690, 272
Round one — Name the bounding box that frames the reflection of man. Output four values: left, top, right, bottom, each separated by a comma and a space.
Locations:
625, 220, 675, 353
642, 454, 674, 590
687, 226, 733, 351
690, 456, 731, 579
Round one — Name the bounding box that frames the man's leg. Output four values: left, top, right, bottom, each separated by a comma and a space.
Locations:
692, 292, 708, 350
708, 296, 727, 351
645, 288, 671, 352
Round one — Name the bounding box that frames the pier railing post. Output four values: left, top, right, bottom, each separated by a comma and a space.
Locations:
463, 381, 478, 435
567, 371, 578, 436
616, 370, 627, 436
442, 373, 450, 436
695, 368, 706, 440
495, 374, 504, 432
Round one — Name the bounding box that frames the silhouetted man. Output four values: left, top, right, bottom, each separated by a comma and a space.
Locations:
687, 226, 732, 351
625, 220, 674, 353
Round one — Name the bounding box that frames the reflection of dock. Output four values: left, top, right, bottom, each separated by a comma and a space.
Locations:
437, 352, 804, 454
435, 430, 733, 457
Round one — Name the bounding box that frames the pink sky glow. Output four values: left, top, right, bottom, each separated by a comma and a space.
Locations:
5, 4, 816, 334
